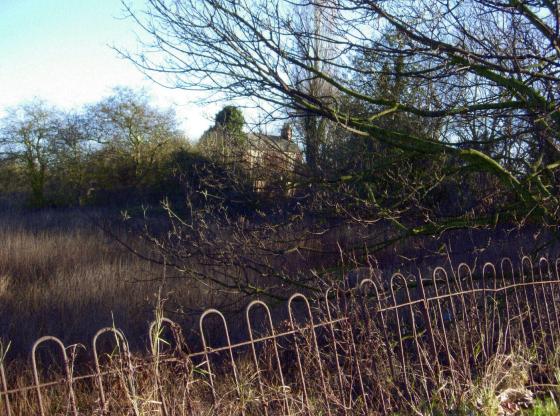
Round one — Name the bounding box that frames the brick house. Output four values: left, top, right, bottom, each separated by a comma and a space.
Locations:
245, 124, 302, 193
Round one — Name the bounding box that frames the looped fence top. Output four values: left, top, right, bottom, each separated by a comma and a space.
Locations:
1, 256, 560, 415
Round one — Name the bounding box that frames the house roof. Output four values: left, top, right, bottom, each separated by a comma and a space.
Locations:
247, 133, 301, 154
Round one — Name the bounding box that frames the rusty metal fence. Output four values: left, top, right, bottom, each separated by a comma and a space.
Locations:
1, 255, 560, 414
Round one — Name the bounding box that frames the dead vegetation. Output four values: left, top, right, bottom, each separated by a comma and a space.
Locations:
2, 254, 560, 415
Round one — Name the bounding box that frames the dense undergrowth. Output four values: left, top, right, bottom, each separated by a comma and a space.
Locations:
3, 308, 560, 415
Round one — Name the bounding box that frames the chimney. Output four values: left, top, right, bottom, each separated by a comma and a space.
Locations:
281, 122, 293, 142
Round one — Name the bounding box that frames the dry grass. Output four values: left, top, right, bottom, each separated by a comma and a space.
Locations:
0, 208, 218, 357
2, 208, 560, 415
2, 313, 560, 415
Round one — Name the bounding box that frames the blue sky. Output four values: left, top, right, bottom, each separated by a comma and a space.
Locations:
0, 0, 217, 139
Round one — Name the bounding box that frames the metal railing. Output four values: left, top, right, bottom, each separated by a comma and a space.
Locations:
1, 255, 559, 414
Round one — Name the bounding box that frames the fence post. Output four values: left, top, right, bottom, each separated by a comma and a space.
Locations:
539, 258, 559, 352
501, 258, 527, 351
288, 293, 332, 416
200, 308, 245, 415
360, 278, 394, 412
246, 300, 291, 416
0, 360, 11, 416
522, 256, 549, 361
390, 273, 430, 404
31, 336, 78, 416
149, 317, 186, 416
453, 263, 475, 383
324, 288, 348, 414
415, 270, 440, 374
93, 327, 138, 416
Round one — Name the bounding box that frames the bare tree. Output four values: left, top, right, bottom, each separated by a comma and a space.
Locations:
0, 100, 60, 207
290, 0, 339, 171
111, 0, 560, 299
87, 87, 184, 187
121, 0, 559, 231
